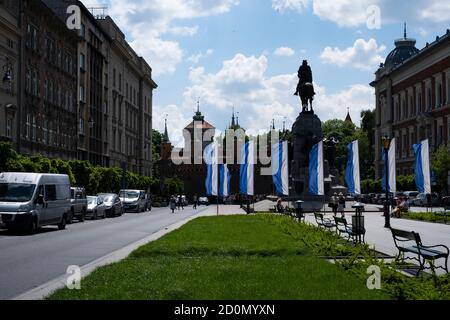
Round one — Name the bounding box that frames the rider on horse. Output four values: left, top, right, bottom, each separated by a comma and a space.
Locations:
294, 60, 316, 112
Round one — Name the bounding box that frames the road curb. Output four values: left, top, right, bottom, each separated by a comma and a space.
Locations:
12, 211, 207, 300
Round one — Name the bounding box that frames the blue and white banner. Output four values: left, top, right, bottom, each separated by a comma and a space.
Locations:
272, 141, 289, 196
204, 143, 218, 196
240, 141, 254, 196
219, 164, 231, 198
345, 140, 361, 195
309, 141, 324, 196
413, 139, 431, 194
382, 138, 396, 193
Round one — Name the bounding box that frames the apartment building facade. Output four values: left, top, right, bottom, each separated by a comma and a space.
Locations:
372, 29, 450, 178
0, 0, 20, 148
98, 16, 157, 176
18, 0, 79, 160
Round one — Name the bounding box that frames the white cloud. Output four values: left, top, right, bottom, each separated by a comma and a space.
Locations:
187, 49, 214, 64
272, 0, 310, 13
86, 0, 240, 76
315, 84, 375, 124
311, 0, 374, 27
419, 1, 450, 23
274, 47, 296, 57
153, 104, 191, 148
168, 25, 199, 37
272, 0, 450, 28
320, 38, 386, 71
180, 53, 371, 137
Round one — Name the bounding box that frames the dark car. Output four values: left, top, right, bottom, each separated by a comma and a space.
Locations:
411, 193, 440, 207
69, 187, 88, 223
98, 193, 123, 217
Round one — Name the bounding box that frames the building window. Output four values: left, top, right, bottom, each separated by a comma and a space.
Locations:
437, 84, 442, 107
113, 69, 116, 87
80, 23, 86, 38
119, 74, 122, 91
26, 24, 38, 51
32, 115, 36, 142
6, 118, 12, 138
80, 86, 85, 102
80, 53, 85, 70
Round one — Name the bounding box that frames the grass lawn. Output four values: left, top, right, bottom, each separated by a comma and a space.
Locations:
49, 215, 390, 300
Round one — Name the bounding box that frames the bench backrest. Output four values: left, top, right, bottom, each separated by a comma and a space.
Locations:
334, 217, 347, 226
314, 213, 324, 221
390, 228, 422, 248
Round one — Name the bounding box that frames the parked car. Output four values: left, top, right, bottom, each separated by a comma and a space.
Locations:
86, 196, 107, 220
403, 191, 419, 201
441, 196, 450, 208
0, 172, 71, 234
198, 197, 209, 206
69, 187, 88, 223
411, 193, 440, 207
119, 190, 148, 213
98, 193, 123, 217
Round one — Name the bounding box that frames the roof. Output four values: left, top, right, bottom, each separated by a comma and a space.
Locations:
184, 120, 215, 130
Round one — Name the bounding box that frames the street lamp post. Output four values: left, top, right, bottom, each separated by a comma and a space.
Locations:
382, 136, 391, 229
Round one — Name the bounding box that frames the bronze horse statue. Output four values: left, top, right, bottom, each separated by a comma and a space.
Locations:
294, 60, 316, 112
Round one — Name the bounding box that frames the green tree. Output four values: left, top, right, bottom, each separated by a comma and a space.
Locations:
431, 145, 450, 194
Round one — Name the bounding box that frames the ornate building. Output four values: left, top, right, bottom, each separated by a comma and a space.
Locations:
158, 107, 273, 199
372, 27, 450, 178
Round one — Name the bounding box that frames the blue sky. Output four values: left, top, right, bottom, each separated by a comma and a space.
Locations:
81, 0, 450, 146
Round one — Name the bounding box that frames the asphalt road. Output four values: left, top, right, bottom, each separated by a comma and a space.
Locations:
0, 206, 205, 300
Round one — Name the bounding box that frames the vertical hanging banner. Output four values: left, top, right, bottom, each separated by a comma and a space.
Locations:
309, 141, 324, 196
219, 164, 231, 198
345, 140, 361, 195
240, 141, 254, 196
413, 139, 431, 194
272, 141, 289, 196
382, 138, 396, 193
204, 142, 218, 196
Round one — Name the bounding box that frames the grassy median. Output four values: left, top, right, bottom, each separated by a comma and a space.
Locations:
49, 215, 389, 300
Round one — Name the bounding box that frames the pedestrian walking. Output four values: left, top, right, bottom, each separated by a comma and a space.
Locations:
170, 195, 176, 213
193, 194, 198, 210
330, 193, 338, 217
338, 193, 346, 218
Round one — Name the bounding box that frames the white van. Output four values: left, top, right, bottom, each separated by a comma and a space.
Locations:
0, 172, 71, 234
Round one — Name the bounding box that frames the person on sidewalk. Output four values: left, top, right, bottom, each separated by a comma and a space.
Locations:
169, 196, 176, 213
193, 194, 198, 210
338, 193, 346, 218
331, 193, 339, 217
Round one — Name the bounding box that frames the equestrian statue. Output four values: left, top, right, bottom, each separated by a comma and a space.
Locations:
294, 60, 316, 112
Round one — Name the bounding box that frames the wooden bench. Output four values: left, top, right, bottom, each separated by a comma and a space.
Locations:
390, 228, 449, 275
314, 213, 336, 231
434, 207, 450, 224
334, 217, 366, 243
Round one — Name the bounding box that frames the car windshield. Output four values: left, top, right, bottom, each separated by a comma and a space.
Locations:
0, 183, 36, 202
87, 196, 97, 204
119, 191, 139, 199
100, 195, 114, 203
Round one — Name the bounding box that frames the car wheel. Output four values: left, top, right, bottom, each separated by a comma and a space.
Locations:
27, 217, 38, 235
112, 208, 116, 217
93, 210, 98, 220
67, 211, 74, 224
58, 214, 67, 230
79, 211, 85, 222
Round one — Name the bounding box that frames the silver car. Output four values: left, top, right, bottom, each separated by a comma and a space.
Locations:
86, 196, 107, 220
98, 193, 124, 217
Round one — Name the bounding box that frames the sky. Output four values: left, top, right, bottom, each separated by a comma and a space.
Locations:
80, 0, 450, 146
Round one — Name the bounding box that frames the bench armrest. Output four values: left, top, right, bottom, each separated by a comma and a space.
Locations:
419, 244, 449, 254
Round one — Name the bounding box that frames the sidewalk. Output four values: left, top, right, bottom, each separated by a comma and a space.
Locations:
304, 212, 450, 275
